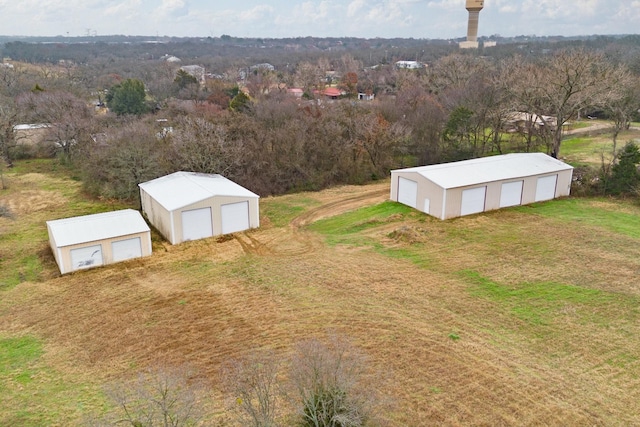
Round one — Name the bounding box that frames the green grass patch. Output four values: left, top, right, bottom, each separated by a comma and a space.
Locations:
0, 254, 43, 290
0, 336, 43, 372
569, 121, 594, 130
0, 335, 105, 426
459, 270, 626, 327
561, 135, 612, 164
375, 245, 434, 269
514, 198, 640, 239
261, 197, 320, 227
309, 201, 415, 240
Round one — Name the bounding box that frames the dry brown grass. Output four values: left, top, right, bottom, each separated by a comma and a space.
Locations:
1, 162, 640, 425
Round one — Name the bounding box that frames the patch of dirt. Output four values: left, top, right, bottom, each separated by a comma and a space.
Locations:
386, 224, 429, 244
290, 184, 388, 228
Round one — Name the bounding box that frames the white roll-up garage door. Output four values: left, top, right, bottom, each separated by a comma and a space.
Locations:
70, 244, 103, 271
500, 180, 524, 208
461, 186, 486, 216
112, 237, 142, 262
397, 177, 418, 209
221, 201, 250, 234
182, 207, 213, 241
535, 175, 558, 202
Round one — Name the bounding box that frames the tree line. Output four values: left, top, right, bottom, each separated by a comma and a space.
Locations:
1, 43, 640, 201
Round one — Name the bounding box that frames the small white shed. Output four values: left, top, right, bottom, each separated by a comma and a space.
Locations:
47, 209, 152, 274
390, 153, 574, 220
139, 172, 260, 245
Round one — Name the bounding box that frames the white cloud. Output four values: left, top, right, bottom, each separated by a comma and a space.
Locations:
155, 0, 190, 18
489, 0, 518, 13
426, 0, 464, 11
522, 0, 603, 19
238, 4, 275, 22
347, 0, 366, 18
104, 0, 142, 17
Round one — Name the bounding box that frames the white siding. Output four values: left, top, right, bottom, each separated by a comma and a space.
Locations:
397, 177, 418, 209
535, 175, 558, 202
500, 181, 524, 208
111, 237, 142, 262
182, 207, 213, 241
70, 245, 103, 271
461, 187, 486, 216
221, 201, 250, 234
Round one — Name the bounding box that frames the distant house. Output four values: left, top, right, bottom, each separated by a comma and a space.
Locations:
505, 112, 569, 133
162, 55, 182, 63
395, 61, 424, 69
47, 209, 152, 274
287, 88, 304, 98
180, 65, 206, 85
250, 63, 275, 72
390, 153, 573, 220
13, 123, 50, 146
358, 92, 375, 101
316, 87, 343, 99
139, 172, 260, 245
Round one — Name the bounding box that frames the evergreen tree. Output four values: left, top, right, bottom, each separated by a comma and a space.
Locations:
106, 78, 149, 116
605, 141, 640, 195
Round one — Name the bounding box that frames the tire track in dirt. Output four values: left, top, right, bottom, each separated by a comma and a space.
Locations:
233, 231, 273, 256
290, 187, 389, 229
234, 186, 389, 257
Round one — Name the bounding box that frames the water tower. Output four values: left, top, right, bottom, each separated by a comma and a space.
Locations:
460, 0, 484, 49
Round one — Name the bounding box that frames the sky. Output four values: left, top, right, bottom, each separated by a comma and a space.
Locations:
0, 0, 638, 40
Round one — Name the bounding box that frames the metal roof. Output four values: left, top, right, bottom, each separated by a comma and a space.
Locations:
47, 209, 149, 247
391, 153, 573, 189
13, 123, 50, 131
138, 171, 259, 211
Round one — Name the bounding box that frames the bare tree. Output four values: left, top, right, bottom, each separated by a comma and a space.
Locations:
103, 365, 207, 427
15, 90, 94, 158
81, 118, 168, 200
169, 116, 243, 176
603, 73, 640, 155
0, 98, 18, 167
501, 50, 630, 158
288, 335, 376, 427
221, 350, 281, 427
295, 62, 323, 95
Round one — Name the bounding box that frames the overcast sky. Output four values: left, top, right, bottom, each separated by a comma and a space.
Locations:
0, 0, 638, 39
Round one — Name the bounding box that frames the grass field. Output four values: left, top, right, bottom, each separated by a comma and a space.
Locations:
562, 128, 640, 167
1, 158, 640, 425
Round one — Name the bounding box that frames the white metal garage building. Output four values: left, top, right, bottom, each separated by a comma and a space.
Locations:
390, 153, 574, 220
46, 209, 152, 274
139, 171, 260, 245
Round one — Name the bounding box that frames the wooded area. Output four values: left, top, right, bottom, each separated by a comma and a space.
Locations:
1, 35, 639, 200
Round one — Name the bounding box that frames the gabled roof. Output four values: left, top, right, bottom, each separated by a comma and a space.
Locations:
47, 209, 149, 247
139, 171, 259, 211
323, 87, 342, 97
392, 153, 573, 189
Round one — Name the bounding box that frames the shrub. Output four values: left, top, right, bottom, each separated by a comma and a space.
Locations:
289, 336, 375, 427
603, 141, 640, 196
